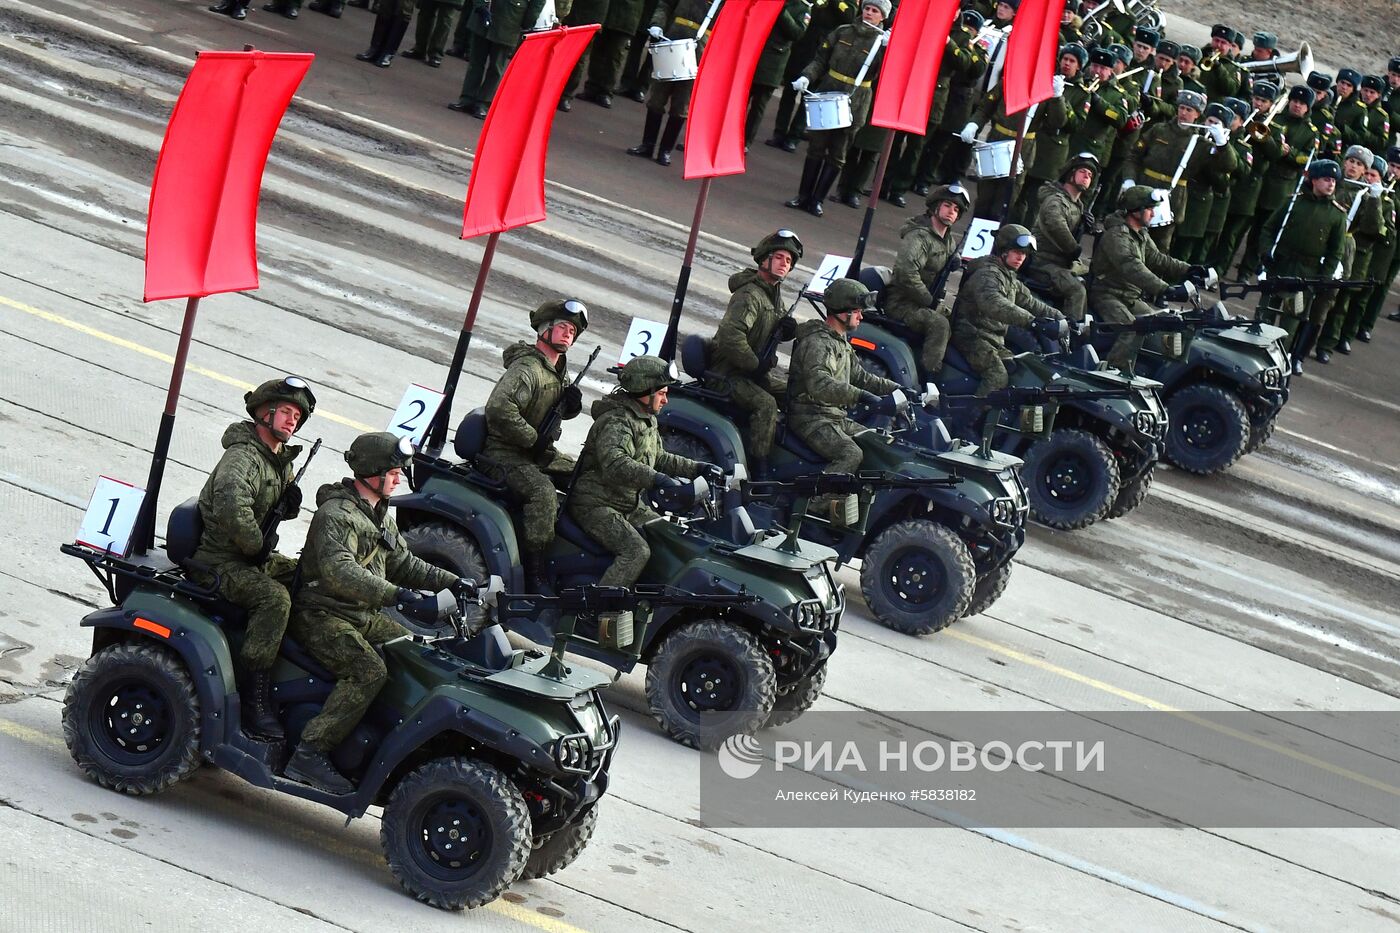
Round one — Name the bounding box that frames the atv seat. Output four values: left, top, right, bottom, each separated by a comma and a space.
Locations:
279, 636, 338, 683
165, 497, 204, 569
453, 409, 488, 461
938, 345, 981, 395
680, 333, 713, 380
774, 424, 825, 466
859, 313, 922, 347
555, 510, 603, 552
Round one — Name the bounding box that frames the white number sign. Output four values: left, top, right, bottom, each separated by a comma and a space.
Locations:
619, 317, 668, 364
76, 476, 145, 557
387, 383, 446, 446
962, 218, 1001, 260
806, 254, 852, 296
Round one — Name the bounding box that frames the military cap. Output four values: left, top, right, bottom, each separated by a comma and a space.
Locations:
1337, 68, 1361, 87
1061, 43, 1089, 67
1390, 57, 1400, 75
960, 9, 985, 29
1178, 45, 1202, 64
1204, 102, 1233, 124
617, 355, 680, 395
1252, 32, 1276, 50
926, 182, 972, 212
995, 0, 1019, 9
752, 229, 804, 265
1209, 24, 1233, 41
1361, 74, 1386, 93
245, 376, 316, 424
1223, 97, 1250, 120
862, 0, 891, 18
1089, 48, 1116, 68
1120, 185, 1163, 212
1156, 40, 1180, 58
1388, 146, 1400, 165
993, 224, 1037, 255
1372, 155, 1388, 174
824, 279, 876, 313
1307, 160, 1341, 180
1109, 44, 1132, 66
1344, 144, 1375, 166
345, 432, 414, 477
1134, 27, 1158, 47
1176, 89, 1207, 112
1252, 81, 1278, 101
1287, 85, 1315, 106
1306, 71, 1333, 91
529, 298, 590, 335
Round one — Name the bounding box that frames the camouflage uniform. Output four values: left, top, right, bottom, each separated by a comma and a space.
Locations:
1030, 183, 1089, 321
951, 255, 1061, 395
787, 318, 897, 472
193, 421, 300, 672
1089, 212, 1191, 369
568, 394, 701, 587
482, 342, 576, 553
709, 267, 789, 461
884, 213, 957, 374
291, 479, 456, 753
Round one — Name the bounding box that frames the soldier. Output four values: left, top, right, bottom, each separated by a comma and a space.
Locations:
788, 279, 903, 520
765, 0, 858, 153
1201, 24, 1244, 102
564, 0, 644, 110
882, 29, 977, 207
918, 10, 990, 193
1363, 148, 1400, 334
1092, 42, 1147, 220
624, 0, 719, 165
1309, 72, 1345, 162
885, 184, 971, 376
1336, 154, 1397, 347
1247, 32, 1278, 68
784, 0, 888, 216
1153, 41, 1183, 107
951, 225, 1066, 395
1312, 146, 1384, 363
1031, 152, 1099, 322
1122, 90, 1226, 253
963, 65, 1069, 221
1089, 186, 1199, 372
1333, 69, 1366, 150
1014, 44, 1091, 226
1173, 103, 1239, 264
1209, 96, 1267, 271
1386, 59, 1400, 137
744, 0, 813, 149
402, 0, 465, 67
482, 300, 589, 584
1175, 46, 1205, 96
285, 433, 469, 793
1254, 160, 1346, 373
355, 0, 416, 68
1356, 76, 1392, 156
708, 230, 803, 475
568, 356, 718, 641
1239, 85, 1317, 276
1129, 27, 1157, 70
193, 377, 316, 741
1067, 47, 1133, 174
448, 0, 548, 117
617, 0, 662, 102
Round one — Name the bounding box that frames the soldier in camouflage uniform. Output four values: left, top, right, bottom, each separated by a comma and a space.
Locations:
286, 433, 467, 793
707, 230, 803, 474
951, 225, 1065, 395
193, 377, 316, 742
568, 357, 717, 641
1031, 153, 1099, 322
884, 184, 970, 376
1089, 186, 1197, 372
482, 300, 589, 581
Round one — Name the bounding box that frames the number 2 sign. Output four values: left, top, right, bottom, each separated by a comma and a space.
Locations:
387, 384, 446, 446
76, 476, 145, 557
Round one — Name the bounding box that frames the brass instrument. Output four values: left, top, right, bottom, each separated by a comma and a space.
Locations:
1084, 65, 1145, 95
1240, 42, 1313, 78
1081, 0, 1162, 41
1244, 96, 1288, 141
1199, 49, 1221, 72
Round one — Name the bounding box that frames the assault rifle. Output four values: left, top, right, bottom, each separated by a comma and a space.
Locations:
1091, 309, 1224, 336
929, 227, 970, 308
255, 437, 321, 565
531, 345, 602, 458
1217, 277, 1376, 302
944, 384, 1142, 456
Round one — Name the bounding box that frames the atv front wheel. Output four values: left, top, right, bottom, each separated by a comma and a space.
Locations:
765, 664, 828, 729
381, 757, 531, 910
1245, 413, 1277, 454
522, 805, 598, 880
645, 619, 776, 750
1106, 467, 1155, 520
62, 642, 202, 796
402, 522, 488, 634
964, 560, 1014, 619
1165, 385, 1250, 475
1021, 428, 1121, 529
860, 520, 976, 635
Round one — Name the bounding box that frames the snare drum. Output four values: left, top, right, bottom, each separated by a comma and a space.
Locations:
650, 38, 698, 82
970, 140, 1022, 179
803, 91, 852, 131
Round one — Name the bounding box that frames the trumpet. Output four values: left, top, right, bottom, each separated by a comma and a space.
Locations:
1084, 65, 1145, 94
1199, 49, 1221, 72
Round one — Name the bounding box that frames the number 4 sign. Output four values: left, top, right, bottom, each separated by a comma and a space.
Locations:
805, 254, 851, 296
619, 317, 667, 364
388, 384, 446, 446
961, 218, 1001, 260
76, 476, 146, 557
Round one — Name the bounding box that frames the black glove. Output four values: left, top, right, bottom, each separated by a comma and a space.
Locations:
1031, 317, 1069, 340
282, 484, 303, 518
559, 384, 583, 419
874, 394, 902, 416
396, 590, 442, 625
1161, 283, 1192, 302
697, 462, 725, 485
451, 578, 479, 599
856, 390, 881, 409
775, 316, 798, 341
542, 419, 564, 448
651, 473, 684, 491
1186, 265, 1208, 285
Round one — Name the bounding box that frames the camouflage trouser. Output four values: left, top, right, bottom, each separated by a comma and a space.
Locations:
952, 333, 1014, 397
571, 504, 653, 589
1039, 263, 1086, 322
721, 371, 785, 460
792, 417, 862, 474
884, 303, 951, 375
484, 447, 574, 554
645, 78, 694, 118
290, 609, 407, 752
206, 555, 296, 672
1095, 295, 1159, 371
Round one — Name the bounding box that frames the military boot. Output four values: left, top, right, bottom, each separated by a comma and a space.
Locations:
786, 158, 822, 213
356, 12, 393, 62
627, 110, 664, 160
810, 161, 841, 217
656, 115, 686, 166
309, 0, 344, 15
241, 669, 285, 741
211, 0, 250, 18
376, 17, 411, 67
285, 741, 354, 794
596, 610, 635, 651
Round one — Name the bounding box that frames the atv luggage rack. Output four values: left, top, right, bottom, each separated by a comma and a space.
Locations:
61, 542, 218, 606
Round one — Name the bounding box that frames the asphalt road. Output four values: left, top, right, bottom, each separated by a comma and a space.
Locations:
1, 2, 1398, 931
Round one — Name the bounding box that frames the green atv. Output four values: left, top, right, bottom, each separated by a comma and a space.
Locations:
393, 410, 845, 750
60, 499, 619, 911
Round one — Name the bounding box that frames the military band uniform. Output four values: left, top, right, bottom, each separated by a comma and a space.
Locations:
1257, 183, 1347, 342
745, 0, 812, 147
1240, 109, 1317, 274
1315, 180, 1383, 353
767, 0, 856, 150
454, 0, 547, 112
787, 318, 898, 473
798, 19, 883, 169
409, 0, 465, 62
951, 255, 1063, 396
1089, 211, 1191, 370
970, 87, 1068, 220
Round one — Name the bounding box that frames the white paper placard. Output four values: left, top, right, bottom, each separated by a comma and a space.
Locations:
76, 475, 145, 556
387, 383, 446, 446
805, 254, 852, 296
619, 317, 668, 364
961, 218, 1001, 259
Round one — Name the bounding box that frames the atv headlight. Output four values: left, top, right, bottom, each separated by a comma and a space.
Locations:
1258, 367, 1284, 390
987, 496, 1019, 526
553, 733, 593, 774
1132, 409, 1159, 437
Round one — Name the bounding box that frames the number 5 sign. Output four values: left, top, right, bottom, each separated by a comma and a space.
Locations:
388, 384, 446, 446
619, 317, 667, 364
961, 218, 1001, 260
76, 476, 146, 556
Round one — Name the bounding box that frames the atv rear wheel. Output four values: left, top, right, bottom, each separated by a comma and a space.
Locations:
1022, 428, 1120, 529
764, 664, 828, 729
522, 805, 598, 880
964, 560, 1014, 619
1106, 467, 1155, 520
402, 522, 488, 634
381, 756, 531, 910
1165, 385, 1250, 475
645, 619, 776, 750
860, 520, 975, 635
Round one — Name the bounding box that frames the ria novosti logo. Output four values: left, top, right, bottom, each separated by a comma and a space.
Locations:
717, 734, 765, 780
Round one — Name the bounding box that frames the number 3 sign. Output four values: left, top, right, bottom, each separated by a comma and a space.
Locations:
76, 476, 145, 556
619, 317, 668, 364
387, 384, 446, 446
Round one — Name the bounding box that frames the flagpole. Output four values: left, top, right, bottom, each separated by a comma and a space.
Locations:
660, 176, 713, 361
848, 129, 897, 276
1000, 107, 1032, 222
131, 295, 201, 555
425, 231, 501, 454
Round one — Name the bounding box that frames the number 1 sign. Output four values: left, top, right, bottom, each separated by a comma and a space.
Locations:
388, 384, 446, 446
76, 476, 146, 557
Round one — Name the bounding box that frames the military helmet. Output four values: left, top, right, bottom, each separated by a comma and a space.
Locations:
824, 278, 876, 314
1120, 185, 1162, 213
1306, 160, 1341, 181
529, 298, 590, 335
993, 224, 1037, 255
1060, 151, 1100, 183
926, 182, 972, 213
245, 376, 316, 424
345, 432, 415, 477
618, 355, 681, 395
752, 229, 804, 265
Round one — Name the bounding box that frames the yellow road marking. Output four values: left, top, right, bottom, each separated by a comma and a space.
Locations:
0, 715, 64, 749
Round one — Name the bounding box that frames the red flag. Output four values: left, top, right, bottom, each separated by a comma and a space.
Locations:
1003, 0, 1068, 114
683, 0, 786, 179
871, 0, 961, 133
461, 26, 599, 238
143, 51, 313, 303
